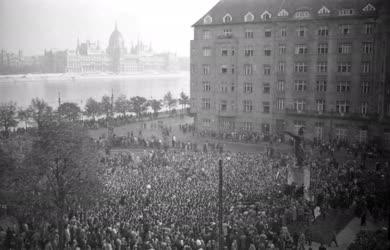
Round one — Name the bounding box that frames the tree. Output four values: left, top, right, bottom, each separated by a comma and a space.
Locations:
17, 123, 103, 250
0, 102, 18, 137
115, 94, 131, 117
100, 95, 112, 120
84, 98, 100, 121
29, 98, 53, 130
178, 92, 189, 114
130, 96, 148, 119
149, 99, 162, 118
58, 102, 81, 122
163, 91, 177, 114
18, 108, 32, 130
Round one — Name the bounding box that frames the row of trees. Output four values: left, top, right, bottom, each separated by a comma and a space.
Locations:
0, 91, 190, 136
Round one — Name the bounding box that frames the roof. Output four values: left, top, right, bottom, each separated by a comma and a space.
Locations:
192, 0, 386, 26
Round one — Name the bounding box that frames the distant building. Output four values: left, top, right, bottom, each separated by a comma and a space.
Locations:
190, 0, 390, 147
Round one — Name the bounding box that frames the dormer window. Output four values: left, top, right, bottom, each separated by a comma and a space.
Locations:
294, 11, 310, 19
204, 15, 212, 24
339, 9, 354, 16
277, 9, 289, 17
363, 4, 376, 12
223, 13, 232, 23
261, 11, 272, 21
318, 6, 330, 15
244, 12, 254, 22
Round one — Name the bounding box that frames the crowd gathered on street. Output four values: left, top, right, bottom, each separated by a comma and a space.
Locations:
1, 122, 389, 250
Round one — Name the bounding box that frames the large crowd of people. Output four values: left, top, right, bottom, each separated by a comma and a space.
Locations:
1, 119, 389, 250
1, 133, 388, 249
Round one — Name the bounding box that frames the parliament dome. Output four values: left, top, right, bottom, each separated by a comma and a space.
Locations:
107, 23, 126, 56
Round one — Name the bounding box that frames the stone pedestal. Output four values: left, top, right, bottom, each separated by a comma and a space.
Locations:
287, 164, 310, 190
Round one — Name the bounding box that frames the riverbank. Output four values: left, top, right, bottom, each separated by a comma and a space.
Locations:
0, 71, 189, 83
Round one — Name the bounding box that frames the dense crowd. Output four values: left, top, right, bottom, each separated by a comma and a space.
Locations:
1, 133, 388, 250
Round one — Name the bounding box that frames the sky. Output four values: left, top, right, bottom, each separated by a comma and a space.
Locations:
0, 0, 219, 57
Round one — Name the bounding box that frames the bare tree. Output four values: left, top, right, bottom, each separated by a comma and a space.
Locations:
0, 102, 18, 137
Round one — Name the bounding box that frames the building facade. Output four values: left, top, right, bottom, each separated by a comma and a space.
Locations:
190, 0, 390, 146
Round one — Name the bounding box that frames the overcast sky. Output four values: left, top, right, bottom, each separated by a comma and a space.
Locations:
0, 0, 219, 57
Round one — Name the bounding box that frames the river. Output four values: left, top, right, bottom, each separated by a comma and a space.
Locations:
0, 72, 190, 108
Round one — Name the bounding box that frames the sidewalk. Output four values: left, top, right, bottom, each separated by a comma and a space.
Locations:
306, 215, 385, 249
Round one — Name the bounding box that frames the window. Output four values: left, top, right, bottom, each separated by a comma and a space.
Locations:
362, 42, 373, 54
244, 47, 254, 57
221, 48, 228, 56
297, 26, 306, 37
338, 43, 352, 54
361, 102, 368, 116
265, 29, 272, 37
202, 64, 210, 75
279, 44, 286, 55
244, 82, 253, 93
203, 81, 211, 92
363, 4, 376, 12
318, 26, 329, 36
277, 80, 285, 92
219, 82, 228, 93
339, 9, 354, 16
315, 122, 324, 141
203, 30, 211, 40
294, 120, 305, 134
359, 129, 368, 143
263, 102, 270, 113
335, 127, 348, 141
231, 49, 235, 56
316, 80, 327, 92
243, 121, 253, 131
294, 100, 306, 112
223, 13, 232, 23
243, 100, 253, 112
263, 82, 270, 94
278, 9, 289, 17
204, 15, 212, 24
264, 47, 272, 56
317, 62, 328, 73
337, 81, 351, 92
339, 24, 351, 35
220, 100, 227, 111
361, 62, 371, 73
336, 100, 350, 113
318, 6, 330, 15
202, 98, 211, 110
244, 12, 254, 22
294, 62, 308, 73
338, 62, 352, 73
230, 82, 235, 92
231, 65, 235, 74
202, 119, 211, 127
244, 64, 253, 75
264, 65, 271, 75
364, 23, 375, 34
361, 81, 370, 94
278, 62, 286, 73
316, 99, 326, 112
245, 29, 254, 39
281, 28, 287, 37
224, 29, 232, 37
295, 44, 308, 54
294, 80, 307, 91
220, 65, 228, 74
277, 98, 285, 110
203, 47, 211, 56
191, 64, 196, 73
295, 11, 310, 19
261, 11, 272, 20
